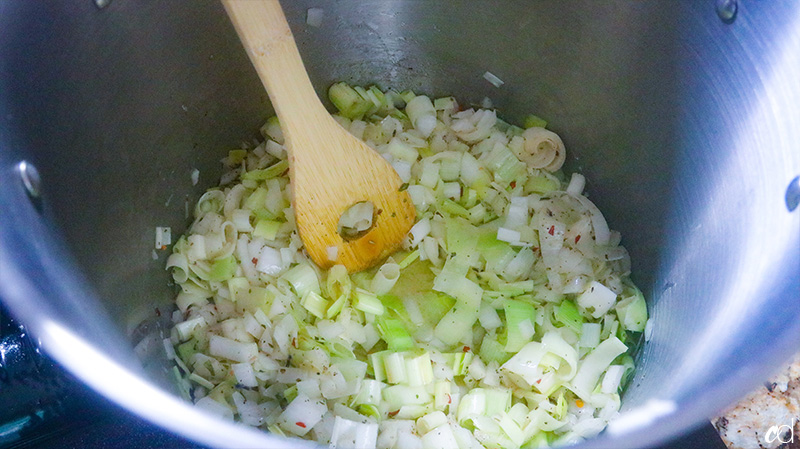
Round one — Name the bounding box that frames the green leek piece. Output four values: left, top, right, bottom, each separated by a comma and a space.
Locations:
207, 256, 238, 281
499, 280, 536, 297
523, 431, 551, 449
227, 277, 251, 302
503, 299, 537, 352
383, 384, 431, 409
329, 82, 373, 119
555, 300, 584, 333
479, 228, 517, 273
397, 249, 420, 269
618, 354, 636, 390
243, 186, 267, 210
176, 338, 198, 362
383, 352, 408, 384
615, 290, 647, 332
496, 118, 525, 136
377, 317, 415, 352
207, 379, 236, 406
445, 217, 479, 263
367, 85, 387, 108
325, 295, 346, 319
434, 301, 481, 348
283, 385, 298, 402
525, 175, 560, 194
440, 198, 471, 219
483, 144, 526, 186
260, 116, 283, 143
405, 352, 434, 386
467, 203, 491, 225
448, 352, 474, 376
461, 188, 479, 209
240, 160, 289, 181
369, 351, 387, 383
251, 207, 277, 221
387, 259, 454, 329
357, 404, 381, 419
523, 114, 548, 129
377, 294, 412, 327
172, 367, 191, 401
322, 340, 355, 361
354, 288, 385, 316
433, 96, 457, 111
301, 290, 328, 319
227, 149, 248, 165
399, 89, 416, 103
283, 262, 321, 297
486, 388, 512, 416
253, 218, 281, 240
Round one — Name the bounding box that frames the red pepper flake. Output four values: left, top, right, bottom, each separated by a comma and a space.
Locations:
548, 225, 555, 236
251, 257, 258, 265
574, 235, 581, 244
295, 422, 306, 428
388, 410, 400, 417
446, 394, 452, 404
509, 181, 516, 188
160, 245, 167, 250
462, 346, 471, 353
292, 337, 297, 348
535, 379, 542, 384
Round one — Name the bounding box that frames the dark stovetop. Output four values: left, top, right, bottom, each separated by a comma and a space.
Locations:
0, 304, 727, 449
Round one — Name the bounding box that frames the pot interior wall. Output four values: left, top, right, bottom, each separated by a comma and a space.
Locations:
1, 1, 798, 448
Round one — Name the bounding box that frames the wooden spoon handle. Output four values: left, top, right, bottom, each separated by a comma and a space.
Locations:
221, 0, 417, 272
221, 0, 329, 130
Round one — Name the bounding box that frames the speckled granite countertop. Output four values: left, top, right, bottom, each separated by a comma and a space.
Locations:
713, 353, 800, 449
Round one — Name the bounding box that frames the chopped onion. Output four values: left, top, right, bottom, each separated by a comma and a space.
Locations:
155, 226, 172, 249
338, 201, 374, 238
483, 71, 504, 88
209, 335, 257, 363
330, 416, 379, 449
496, 227, 521, 244
167, 83, 647, 449
195, 396, 233, 420
566, 173, 586, 196
232, 362, 259, 388
576, 281, 617, 319
326, 245, 339, 262
256, 246, 282, 275
279, 393, 327, 436
601, 365, 626, 394
306, 8, 324, 27
572, 194, 611, 247
407, 217, 431, 247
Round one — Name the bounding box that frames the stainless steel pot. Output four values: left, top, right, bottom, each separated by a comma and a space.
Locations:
1, 1, 798, 448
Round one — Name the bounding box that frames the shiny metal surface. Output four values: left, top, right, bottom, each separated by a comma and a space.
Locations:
0, 1, 798, 448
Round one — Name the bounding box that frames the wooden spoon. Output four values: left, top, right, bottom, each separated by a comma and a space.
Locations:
221, 0, 416, 272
